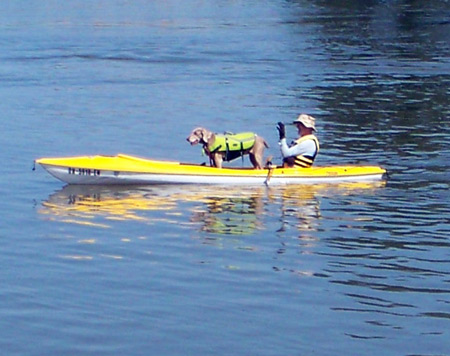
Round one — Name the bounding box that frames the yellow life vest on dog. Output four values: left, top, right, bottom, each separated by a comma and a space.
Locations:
291, 134, 320, 168
208, 132, 256, 162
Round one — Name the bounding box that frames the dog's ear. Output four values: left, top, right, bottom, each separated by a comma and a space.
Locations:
191, 127, 203, 139
199, 129, 208, 140
196, 128, 210, 143
195, 129, 204, 139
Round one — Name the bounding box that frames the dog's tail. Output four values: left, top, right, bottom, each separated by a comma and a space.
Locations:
255, 134, 269, 148
261, 137, 269, 148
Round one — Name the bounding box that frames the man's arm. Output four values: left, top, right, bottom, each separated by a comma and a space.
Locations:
279, 138, 316, 158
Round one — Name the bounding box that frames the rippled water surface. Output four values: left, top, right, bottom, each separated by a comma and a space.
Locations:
1, 1, 449, 355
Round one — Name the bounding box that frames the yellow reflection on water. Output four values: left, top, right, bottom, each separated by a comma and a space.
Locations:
38, 182, 386, 270
185, 187, 266, 235
39, 185, 177, 228
39, 182, 385, 237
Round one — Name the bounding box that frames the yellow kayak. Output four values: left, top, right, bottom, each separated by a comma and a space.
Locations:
35, 154, 387, 185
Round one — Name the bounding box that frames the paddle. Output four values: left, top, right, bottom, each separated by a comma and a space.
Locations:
264, 156, 274, 186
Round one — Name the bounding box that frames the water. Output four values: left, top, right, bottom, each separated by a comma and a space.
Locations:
1, 1, 449, 355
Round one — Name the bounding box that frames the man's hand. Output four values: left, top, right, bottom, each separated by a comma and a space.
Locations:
277, 122, 285, 140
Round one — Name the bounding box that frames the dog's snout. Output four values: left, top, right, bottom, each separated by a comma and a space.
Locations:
186, 135, 198, 145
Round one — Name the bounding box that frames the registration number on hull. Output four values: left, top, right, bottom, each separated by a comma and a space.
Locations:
68, 168, 101, 176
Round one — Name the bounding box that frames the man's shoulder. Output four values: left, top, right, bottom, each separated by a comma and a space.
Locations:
294, 135, 319, 144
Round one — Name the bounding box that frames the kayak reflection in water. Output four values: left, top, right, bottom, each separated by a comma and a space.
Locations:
277, 114, 320, 168
190, 192, 265, 235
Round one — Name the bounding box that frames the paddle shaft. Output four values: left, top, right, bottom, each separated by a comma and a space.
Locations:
264, 162, 274, 185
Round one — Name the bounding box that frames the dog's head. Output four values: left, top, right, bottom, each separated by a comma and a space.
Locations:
186, 127, 212, 146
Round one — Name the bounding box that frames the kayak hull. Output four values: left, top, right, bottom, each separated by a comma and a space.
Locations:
36, 154, 387, 185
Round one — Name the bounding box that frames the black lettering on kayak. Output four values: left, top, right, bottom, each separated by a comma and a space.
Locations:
68, 167, 101, 176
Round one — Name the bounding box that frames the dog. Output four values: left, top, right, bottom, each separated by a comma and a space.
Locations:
187, 127, 269, 169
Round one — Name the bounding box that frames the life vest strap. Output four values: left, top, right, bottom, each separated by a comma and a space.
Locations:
294, 155, 314, 168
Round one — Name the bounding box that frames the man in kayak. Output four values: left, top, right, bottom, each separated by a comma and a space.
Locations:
277, 114, 320, 168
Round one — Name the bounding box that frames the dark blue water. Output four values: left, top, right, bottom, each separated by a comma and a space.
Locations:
1, 1, 449, 355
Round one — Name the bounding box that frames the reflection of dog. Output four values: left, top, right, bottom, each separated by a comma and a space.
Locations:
186, 127, 268, 169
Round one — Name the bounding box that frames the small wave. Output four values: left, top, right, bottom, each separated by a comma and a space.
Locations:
5, 52, 209, 65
